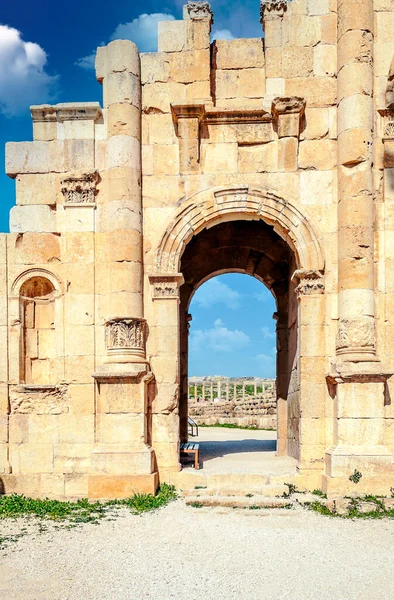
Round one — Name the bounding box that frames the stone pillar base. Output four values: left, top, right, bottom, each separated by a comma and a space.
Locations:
324, 445, 394, 495
323, 474, 394, 497
88, 473, 159, 499
91, 445, 155, 475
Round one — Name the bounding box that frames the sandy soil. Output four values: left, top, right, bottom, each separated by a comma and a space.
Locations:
1, 500, 393, 600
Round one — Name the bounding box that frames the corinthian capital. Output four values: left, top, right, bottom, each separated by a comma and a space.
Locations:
184, 2, 214, 22
260, 0, 288, 20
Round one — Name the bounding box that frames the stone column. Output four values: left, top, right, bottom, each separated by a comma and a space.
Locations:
202, 384, 206, 401
95, 40, 145, 370
88, 41, 157, 498
217, 380, 221, 401
233, 384, 237, 400
242, 382, 246, 400
210, 382, 214, 401
336, 0, 376, 360
226, 383, 229, 402
194, 384, 198, 400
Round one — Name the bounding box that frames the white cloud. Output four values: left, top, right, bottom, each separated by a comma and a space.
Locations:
190, 318, 250, 353
76, 13, 175, 70
212, 29, 235, 41
0, 25, 58, 116
254, 288, 272, 303
261, 326, 275, 340
193, 278, 241, 310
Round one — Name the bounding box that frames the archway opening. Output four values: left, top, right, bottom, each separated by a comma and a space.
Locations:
178, 218, 300, 472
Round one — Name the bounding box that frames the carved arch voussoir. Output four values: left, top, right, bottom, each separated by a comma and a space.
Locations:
155, 186, 325, 275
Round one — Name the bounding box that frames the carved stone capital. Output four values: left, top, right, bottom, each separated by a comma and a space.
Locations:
336, 317, 376, 357
149, 274, 184, 299
384, 121, 394, 139
260, 0, 288, 20
61, 172, 99, 205
293, 270, 325, 298
184, 1, 214, 22
105, 318, 146, 358
272, 97, 306, 117
272, 97, 306, 138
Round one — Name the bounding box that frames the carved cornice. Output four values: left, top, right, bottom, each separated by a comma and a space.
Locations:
61, 172, 99, 205
105, 318, 146, 358
31, 102, 102, 123
184, 1, 214, 22
260, 0, 288, 20
171, 104, 272, 128
149, 274, 184, 299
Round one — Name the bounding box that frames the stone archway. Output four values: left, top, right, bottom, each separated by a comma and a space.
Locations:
155, 186, 324, 274
149, 187, 326, 484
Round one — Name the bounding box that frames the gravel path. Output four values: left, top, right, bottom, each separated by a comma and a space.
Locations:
1, 500, 394, 600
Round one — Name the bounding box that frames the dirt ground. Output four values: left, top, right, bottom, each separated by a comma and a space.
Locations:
1, 500, 393, 600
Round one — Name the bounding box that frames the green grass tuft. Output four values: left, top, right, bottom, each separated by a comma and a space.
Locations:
312, 489, 327, 499
0, 484, 177, 525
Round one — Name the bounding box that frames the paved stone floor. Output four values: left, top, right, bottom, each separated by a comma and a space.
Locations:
185, 427, 297, 475
1, 500, 394, 600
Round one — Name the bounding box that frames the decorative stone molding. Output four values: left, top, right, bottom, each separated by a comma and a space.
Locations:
184, 1, 214, 22
260, 0, 288, 20
155, 186, 324, 275
149, 274, 184, 299
61, 172, 99, 205
336, 317, 376, 356
293, 270, 325, 298
31, 102, 102, 124
105, 318, 146, 358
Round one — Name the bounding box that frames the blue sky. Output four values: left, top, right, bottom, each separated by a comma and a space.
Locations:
0, 0, 276, 377
189, 274, 276, 378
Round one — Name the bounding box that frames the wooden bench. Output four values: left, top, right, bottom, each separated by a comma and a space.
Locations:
180, 442, 200, 470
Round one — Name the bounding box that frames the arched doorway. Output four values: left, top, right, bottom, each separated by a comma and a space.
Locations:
178, 219, 297, 460
149, 187, 326, 483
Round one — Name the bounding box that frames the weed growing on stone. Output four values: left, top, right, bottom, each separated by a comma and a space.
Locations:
194, 485, 207, 490
349, 469, 363, 484
108, 484, 177, 514
304, 495, 394, 520
312, 489, 327, 499
282, 483, 304, 498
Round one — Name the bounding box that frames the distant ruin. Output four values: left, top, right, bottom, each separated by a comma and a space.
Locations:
188, 378, 276, 429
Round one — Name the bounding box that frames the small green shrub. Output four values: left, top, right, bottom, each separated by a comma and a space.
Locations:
349, 469, 363, 484
312, 489, 327, 499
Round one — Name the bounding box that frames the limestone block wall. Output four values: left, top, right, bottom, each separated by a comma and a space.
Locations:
0, 0, 394, 498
